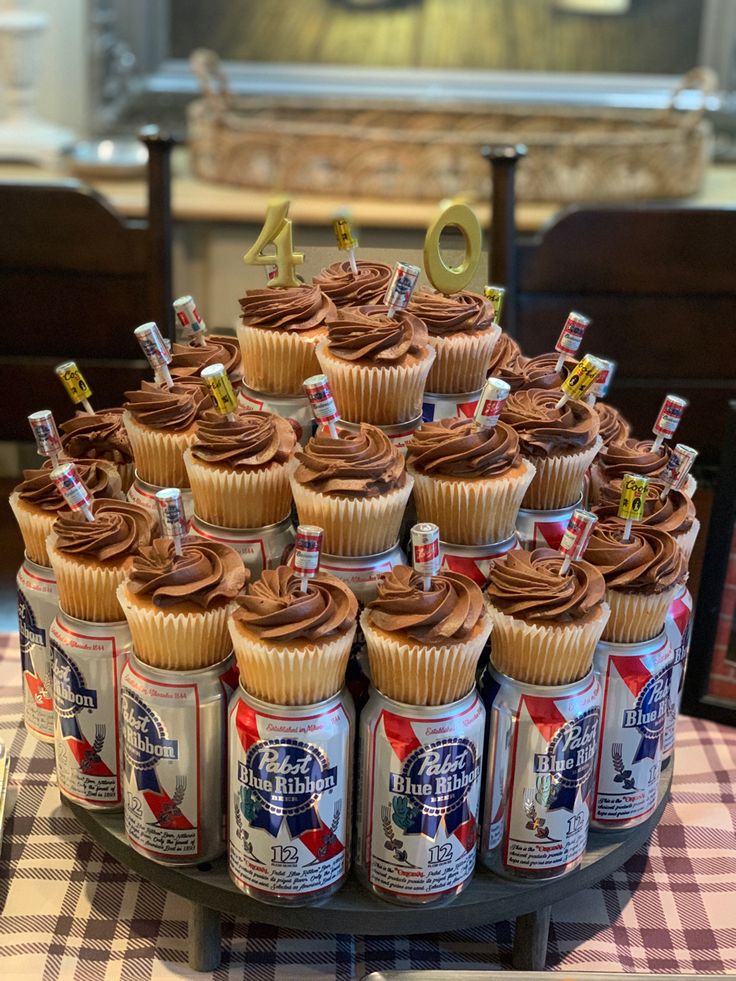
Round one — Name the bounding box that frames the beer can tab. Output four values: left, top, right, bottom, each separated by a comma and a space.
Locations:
333, 216, 358, 252
293, 525, 323, 577
560, 355, 604, 401
411, 522, 440, 577
555, 312, 590, 357
173, 295, 207, 337
618, 474, 650, 521
50, 462, 92, 512
653, 394, 688, 439
474, 377, 511, 429
55, 361, 92, 405
559, 509, 597, 561
28, 410, 62, 459
201, 363, 237, 415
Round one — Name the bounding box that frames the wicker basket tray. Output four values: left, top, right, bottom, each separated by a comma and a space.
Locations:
187, 52, 714, 203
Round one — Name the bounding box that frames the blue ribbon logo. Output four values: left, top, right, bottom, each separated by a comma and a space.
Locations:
533, 708, 600, 811
121, 690, 179, 792
622, 668, 669, 762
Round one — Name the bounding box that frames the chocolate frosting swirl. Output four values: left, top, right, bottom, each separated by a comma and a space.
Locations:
407, 418, 521, 478
60, 408, 133, 465
239, 285, 336, 332
594, 480, 694, 536
124, 380, 208, 432
595, 402, 631, 446
52, 499, 155, 561
192, 409, 296, 470
169, 335, 242, 383
294, 423, 405, 496
407, 289, 494, 336
313, 260, 392, 307
233, 566, 357, 642
492, 352, 574, 394
126, 538, 246, 609
486, 548, 606, 622
501, 388, 600, 455
584, 520, 685, 593
487, 333, 522, 375
367, 566, 485, 642
325, 304, 428, 364
596, 438, 672, 483
14, 460, 120, 511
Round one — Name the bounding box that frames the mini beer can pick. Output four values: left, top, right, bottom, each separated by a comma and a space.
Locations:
661, 443, 698, 499
173, 294, 207, 346
558, 509, 597, 575
555, 311, 591, 371
411, 522, 440, 590
652, 394, 688, 452
618, 473, 649, 542
483, 285, 505, 325
50, 462, 94, 521
385, 261, 421, 317
556, 354, 605, 409
201, 363, 237, 419
587, 357, 617, 403
293, 525, 324, 592
134, 322, 173, 389
304, 373, 339, 437
55, 361, 93, 413
333, 214, 359, 275
474, 377, 511, 429
155, 488, 187, 555
28, 410, 63, 465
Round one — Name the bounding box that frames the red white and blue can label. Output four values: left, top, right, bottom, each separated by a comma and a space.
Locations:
516, 500, 579, 552
17, 560, 57, 741
592, 633, 673, 829
228, 688, 353, 901
662, 585, 693, 761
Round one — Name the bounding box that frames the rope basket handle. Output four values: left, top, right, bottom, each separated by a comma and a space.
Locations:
190, 48, 232, 109
666, 66, 718, 125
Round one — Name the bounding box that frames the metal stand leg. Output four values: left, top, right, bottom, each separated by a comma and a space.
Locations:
512, 905, 551, 971
188, 902, 222, 972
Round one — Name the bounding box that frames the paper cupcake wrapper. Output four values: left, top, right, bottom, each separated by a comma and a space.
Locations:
410, 459, 536, 545
184, 449, 293, 528
522, 437, 603, 510
361, 609, 492, 706
116, 461, 135, 494
122, 411, 196, 488
316, 342, 436, 425
484, 599, 610, 686
47, 538, 127, 622
10, 494, 57, 567
117, 584, 232, 670
603, 585, 679, 644
426, 324, 501, 394
237, 323, 325, 397
675, 518, 700, 564
229, 619, 356, 705
289, 469, 413, 556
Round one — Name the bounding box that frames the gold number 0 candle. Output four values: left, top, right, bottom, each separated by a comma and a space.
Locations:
243, 198, 305, 288
423, 202, 482, 295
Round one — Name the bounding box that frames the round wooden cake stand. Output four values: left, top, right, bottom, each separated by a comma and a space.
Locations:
68, 771, 670, 974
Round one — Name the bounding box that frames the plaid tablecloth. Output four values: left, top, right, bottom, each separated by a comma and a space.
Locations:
1, 632, 735, 981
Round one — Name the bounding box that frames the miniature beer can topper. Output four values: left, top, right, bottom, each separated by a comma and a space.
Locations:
474, 377, 511, 430
556, 354, 605, 408
618, 473, 649, 541
293, 525, 324, 592
652, 394, 688, 452
411, 522, 440, 589
483, 285, 505, 325
304, 373, 339, 437
134, 322, 173, 389
661, 443, 698, 498
333, 213, 359, 275
173, 294, 207, 346
155, 488, 187, 554
559, 509, 597, 574
589, 358, 616, 401
50, 462, 94, 520
384, 262, 421, 318
201, 363, 237, 418
28, 410, 63, 465
55, 361, 93, 413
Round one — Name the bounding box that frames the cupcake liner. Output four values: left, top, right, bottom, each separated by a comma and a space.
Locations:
484, 599, 610, 686
122, 411, 196, 488
229, 618, 356, 705
10, 493, 57, 566
426, 324, 501, 394
184, 449, 293, 528
409, 459, 536, 545
117, 584, 233, 670
361, 609, 492, 706
316, 342, 436, 425
237, 323, 325, 397
522, 437, 603, 510
47, 538, 128, 622
675, 518, 700, 564
289, 467, 414, 556
116, 461, 135, 494
603, 585, 679, 644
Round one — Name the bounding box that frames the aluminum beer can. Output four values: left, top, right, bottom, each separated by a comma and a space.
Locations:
288, 542, 406, 605
437, 535, 518, 587
516, 496, 582, 551
127, 473, 193, 528
336, 415, 422, 455
17, 558, 58, 742
421, 390, 482, 424
50, 611, 130, 810
479, 667, 601, 880
662, 584, 693, 767
238, 382, 314, 447
190, 514, 295, 579
229, 685, 354, 905
591, 632, 673, 831
355, 686, 485, 906
121, 652, 238, 865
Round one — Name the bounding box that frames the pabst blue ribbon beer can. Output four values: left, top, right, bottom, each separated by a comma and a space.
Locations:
121, 652, 237, 865
190, 515, 295, 580
479, 667, 601, 880
592, 632, 673, 830
421, 390, 482, 424
127, 473, 193, 529
50, 611, 130, 810
662, 584, 693, 768
229, 685, 354, 905
355, 687, 485, 906
516, 497, 582, 552
437, 535, 518, 588
17, 557, 58, 742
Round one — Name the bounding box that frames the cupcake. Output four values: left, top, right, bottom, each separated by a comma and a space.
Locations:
47, 500, 155, 622
362, 566, 492, 706
316, 304, 435, 425
588, 438, 680, 504
584, 521, 686, 643
123, 380, 209, 488
485, 548, 609, 685
238, 285, 336, 396
406, 418, 536, 545
290, 423, 412, 556
60, 408, 135, 492
594, 402, 631, 448
117, 537, 247, 669
406, 288, 500, 394
229, 566, 358, 705
313, 260, 392, 307
492, 352, 575, 394
594, 479, 699, 562
487, 332, 522, 377
169, 334, 243, 385
10, 460, 122, 567
500, 389, 602, 510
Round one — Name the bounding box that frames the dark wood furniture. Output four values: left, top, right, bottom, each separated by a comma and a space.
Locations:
0, 127, 174, 443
